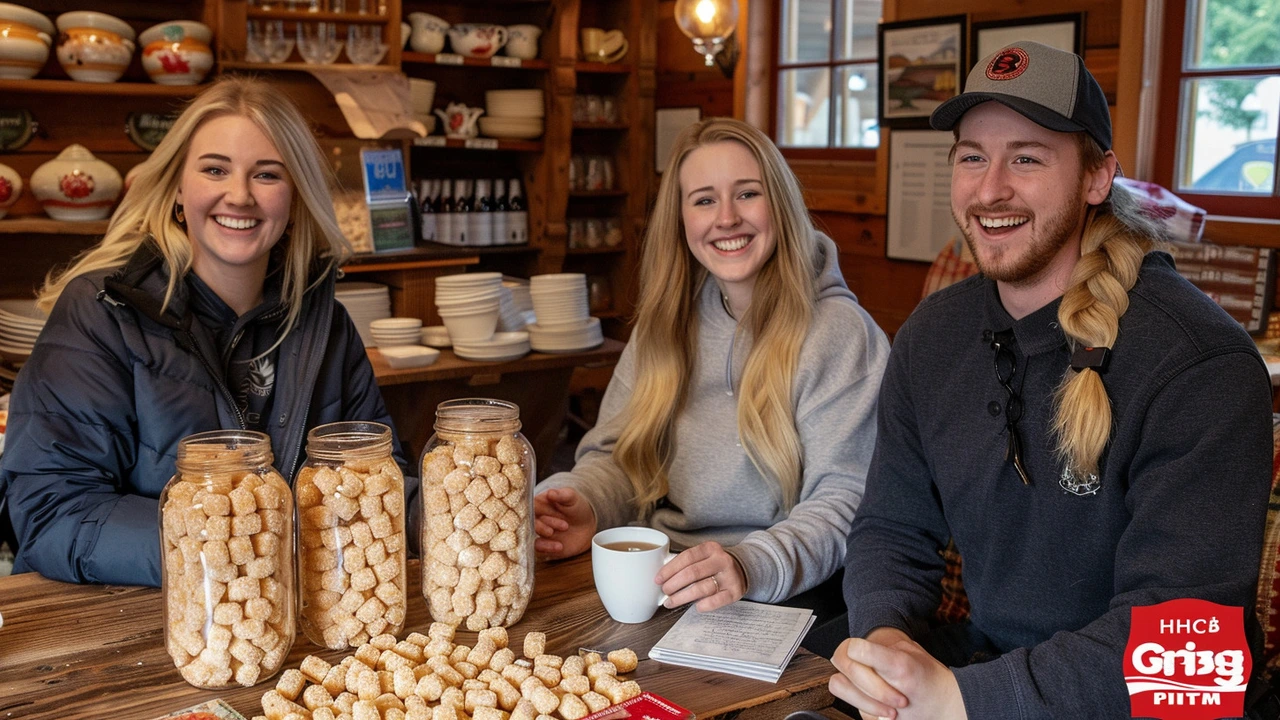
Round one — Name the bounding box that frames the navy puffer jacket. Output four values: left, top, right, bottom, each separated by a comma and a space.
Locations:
0, 241, 419, 586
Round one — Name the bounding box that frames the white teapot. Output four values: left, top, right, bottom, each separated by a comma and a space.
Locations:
435, 103, 484, 140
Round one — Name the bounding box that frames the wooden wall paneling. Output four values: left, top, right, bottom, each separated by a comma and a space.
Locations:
541, 0, 580, 277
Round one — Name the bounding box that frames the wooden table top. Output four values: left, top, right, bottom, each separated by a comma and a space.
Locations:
368, 338, 625, 386
0, 554, 834, 720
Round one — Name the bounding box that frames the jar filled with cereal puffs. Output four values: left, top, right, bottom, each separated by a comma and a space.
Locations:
296, 421, 407, 649
421, 398, 535, 630
160, 430, 295, 689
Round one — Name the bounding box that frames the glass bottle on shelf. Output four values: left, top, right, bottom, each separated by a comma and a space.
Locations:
452, 179, 472, 246
508, 179, 528, 244
492, 179, 510, 248
160, 430, 295, 689
296, 421, 406, 650
420, 398, 535, 630
419, 179, 437, 243
470, 178, 495, 247
435, 178, 453, 246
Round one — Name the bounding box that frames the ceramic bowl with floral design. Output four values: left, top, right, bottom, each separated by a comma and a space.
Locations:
0, 3, 54, 80
32, 144, 122, 221
55, 11, 136, 83
139, 20, 212, 85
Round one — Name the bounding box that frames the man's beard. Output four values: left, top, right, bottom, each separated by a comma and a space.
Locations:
955, 187, 1086, 287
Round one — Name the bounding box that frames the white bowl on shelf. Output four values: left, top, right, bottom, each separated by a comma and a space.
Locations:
55, 11, 136, 83
439, 306, 500, 343
421, 325, 451, 347
0, 3, 54, 80
379, 345, 440, 369
370, 317, 423, 331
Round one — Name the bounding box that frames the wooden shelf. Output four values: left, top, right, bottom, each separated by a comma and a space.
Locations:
343, 243, 539, 271
412, 137, 543, 152
219, 61, 399, 73
569, 190, 628, 198
247, 8, 390, 23
0, 218, 109, 235
594, 309, 626, 319
566, 246, 625, 255
574, 61, 632, 74
573, 122, 630, 130
0, 79, 205, 97
401, 52, 550, 70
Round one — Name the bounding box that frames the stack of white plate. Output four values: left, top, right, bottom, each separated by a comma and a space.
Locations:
370, 317, 423, 347
497, 286, 527, 332
481, 89, 545, 139
336, 282, 391, 347
527, 317, 604, 353
528, 273, 602, 352
530, 273, 589, 324
453, 331, 531, 362
503, 277, 533, 313
0, 299, 47, 367
435, 272, 503, 342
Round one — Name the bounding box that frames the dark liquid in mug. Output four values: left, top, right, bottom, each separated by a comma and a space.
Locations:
600, 541, 659, 552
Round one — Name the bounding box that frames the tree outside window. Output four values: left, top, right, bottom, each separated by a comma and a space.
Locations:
1157, 0, 1279, 216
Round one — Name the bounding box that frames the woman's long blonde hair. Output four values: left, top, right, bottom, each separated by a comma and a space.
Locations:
614, 118, 819, 516
1052, 135, 1164, 477
37, 76, 351, 343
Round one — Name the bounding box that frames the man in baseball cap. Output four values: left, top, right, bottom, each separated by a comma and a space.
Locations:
827, 41, 1273, 718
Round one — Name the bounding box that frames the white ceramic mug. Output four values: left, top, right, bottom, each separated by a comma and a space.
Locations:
505, 24, 541, 59
591, 527, 676, 624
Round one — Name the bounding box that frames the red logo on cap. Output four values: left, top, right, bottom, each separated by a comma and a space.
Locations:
1123, 599, 1250, 720
986, 47, 1030, 81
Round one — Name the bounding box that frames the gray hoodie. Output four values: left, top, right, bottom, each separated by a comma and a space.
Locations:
539, 233, 889, 602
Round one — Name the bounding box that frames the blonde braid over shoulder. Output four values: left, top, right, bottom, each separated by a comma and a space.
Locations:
1053, 153, 1161, 476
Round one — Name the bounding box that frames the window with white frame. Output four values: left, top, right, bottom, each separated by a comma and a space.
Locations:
776, 0, 883, 149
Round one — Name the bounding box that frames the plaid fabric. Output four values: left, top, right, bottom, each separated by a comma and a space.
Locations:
922, 238, 980, 301
935, 538, 971, 625
1254, 415, 1280, 679
1114, 177, 1207, 244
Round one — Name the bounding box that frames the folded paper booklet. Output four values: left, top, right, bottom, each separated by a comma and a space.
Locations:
647, 601, 815, 682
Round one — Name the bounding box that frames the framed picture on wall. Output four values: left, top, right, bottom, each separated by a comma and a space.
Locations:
877, 15, 967, 129
969, 13, 1085, 69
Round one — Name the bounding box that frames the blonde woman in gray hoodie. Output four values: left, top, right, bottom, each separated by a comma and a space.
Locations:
535, 119, 889, 622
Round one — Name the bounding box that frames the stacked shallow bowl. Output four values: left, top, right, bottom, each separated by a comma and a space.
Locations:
528, 273, 603, 352
369, 317, 422, 347
453, 331, 531, 363
336, 282, 391, 347
480, 89, 544, 140
435, 272, 503, 344
0, 298, 46, 367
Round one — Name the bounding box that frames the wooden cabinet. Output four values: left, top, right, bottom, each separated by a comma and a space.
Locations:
0, 0, 655, 341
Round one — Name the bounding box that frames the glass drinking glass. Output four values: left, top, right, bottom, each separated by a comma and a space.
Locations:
263, 20, 295, 64
297, 22, 343, 64
347, 24, 388, 65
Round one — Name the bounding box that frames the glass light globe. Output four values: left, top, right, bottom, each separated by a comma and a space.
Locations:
674, 0, 739, 66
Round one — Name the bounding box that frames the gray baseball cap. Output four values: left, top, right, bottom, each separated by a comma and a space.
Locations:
930, 41, 1112, 151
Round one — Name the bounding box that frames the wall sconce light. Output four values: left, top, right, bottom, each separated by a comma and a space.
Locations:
674, 0, 740, 76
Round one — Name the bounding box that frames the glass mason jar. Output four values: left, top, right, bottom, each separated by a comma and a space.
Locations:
160, 430, 295, 689
421, 398, 535, 630
296, 421, 407, 649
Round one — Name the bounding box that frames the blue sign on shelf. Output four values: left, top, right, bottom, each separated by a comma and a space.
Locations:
360, 148, 407, 202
